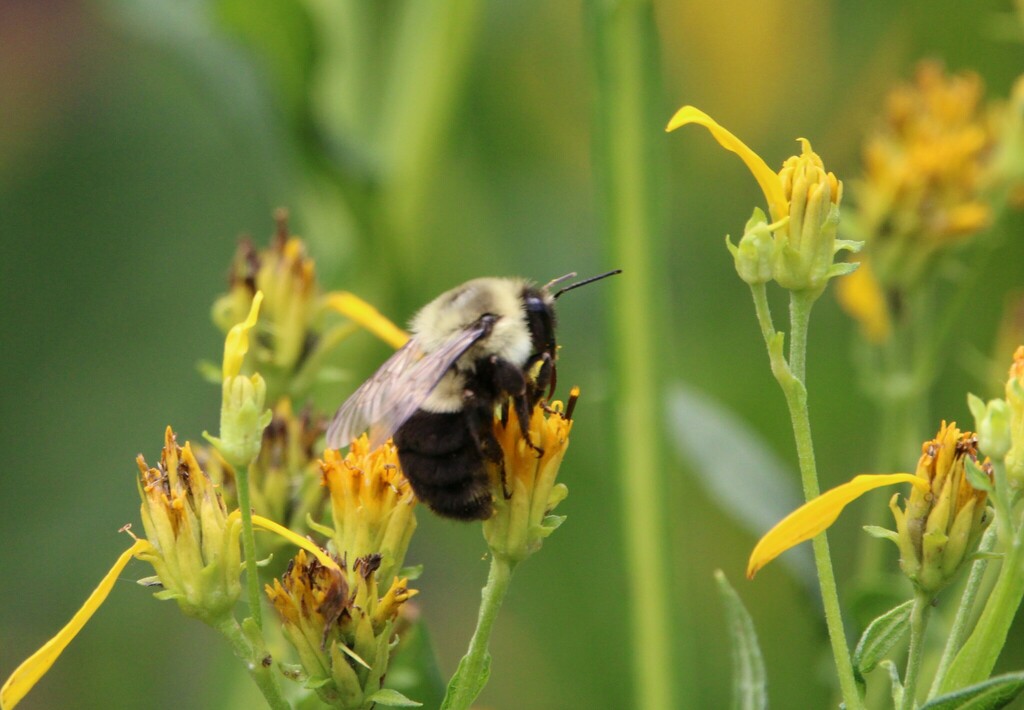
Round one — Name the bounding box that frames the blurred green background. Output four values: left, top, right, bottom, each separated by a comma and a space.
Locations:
2, 1, 1023, 708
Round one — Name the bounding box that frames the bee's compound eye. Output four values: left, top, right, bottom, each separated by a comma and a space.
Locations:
525, 296, 546, 312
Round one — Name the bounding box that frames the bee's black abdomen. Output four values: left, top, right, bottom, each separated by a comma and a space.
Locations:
394, 410, 494, 520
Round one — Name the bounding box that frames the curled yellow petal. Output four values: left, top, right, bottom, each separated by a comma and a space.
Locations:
222, 291, 264, 379
1, 538, 152, 710
247, 512, 341, 572
747, 473, 927, 579
666, 105, 788, 222
325, 291, 409, 350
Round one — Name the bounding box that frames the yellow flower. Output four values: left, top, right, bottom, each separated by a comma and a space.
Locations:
890, 423, 992, 594
667, 106, 857, 294
212, 213, 318, 374
266, 550, 417, 709
483, 389, 576, 563
320, 436, 418, 588
205, 292, 273, 467
747, 473, 924, 579
210, 215, 408, 402
136, 427, 242, 621
749, 422, 992, 593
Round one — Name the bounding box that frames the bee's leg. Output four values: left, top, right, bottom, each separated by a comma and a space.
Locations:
462, 389, 503, 463
463, 389, 510, 498
487, 356, 544, 457
523, 352, 556, 403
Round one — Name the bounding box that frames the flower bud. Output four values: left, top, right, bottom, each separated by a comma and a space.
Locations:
773, 139, 859, 294
967, 393, 1011, 461
726, 208, 778, 285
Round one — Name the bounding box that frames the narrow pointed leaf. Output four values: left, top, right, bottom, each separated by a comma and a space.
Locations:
440, 652, 491, 710
714, 570, 767, 710
921, 671, 1024, 710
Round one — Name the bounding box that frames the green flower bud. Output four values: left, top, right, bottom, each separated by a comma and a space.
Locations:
726, 208, 778, 285
967, 392, 1011, 460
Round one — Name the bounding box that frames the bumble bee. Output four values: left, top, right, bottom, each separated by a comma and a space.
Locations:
326, 270, 619, 520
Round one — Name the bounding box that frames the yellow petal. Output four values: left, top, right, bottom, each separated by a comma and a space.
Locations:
324, 292, 409, 350
248, 512, 342, 572
1, 538, 152, 710
666, 106, 788, 222
222, 291, 264, 379
747, 473, 926, 579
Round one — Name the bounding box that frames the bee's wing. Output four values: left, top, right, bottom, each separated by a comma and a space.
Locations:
325, 321, 491, 450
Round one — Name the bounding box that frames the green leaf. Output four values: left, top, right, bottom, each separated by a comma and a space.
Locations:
714, 570, 767, 710
667, 385, 812, 588
921, 671, 1024, 709
853, 599, 914, 678
440, 651, 491, 710
366, 688, 423, 707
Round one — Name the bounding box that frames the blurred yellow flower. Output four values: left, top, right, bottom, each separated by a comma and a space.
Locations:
834, 255, 892, 344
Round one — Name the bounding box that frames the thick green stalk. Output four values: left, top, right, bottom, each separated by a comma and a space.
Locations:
901, 591, 933, 710
586, 1, 675, 708
216, 617, 290, 710
940, 515, 1024, 692
928, 524, 998, 698
442, 555, 515, 710
379, 0, 483, 278
235, 463, 263, 629
750, 288, 862, 709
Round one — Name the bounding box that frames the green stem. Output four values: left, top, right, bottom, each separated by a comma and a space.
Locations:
235, 463, 263, 629
901, 591, 933, 710
752, 288, 862, 708
928, 524, 999, 698
940, 510, 1024, 692
216, 617, 291, 710
586, 1, 675, 708
442, 555, 515, 710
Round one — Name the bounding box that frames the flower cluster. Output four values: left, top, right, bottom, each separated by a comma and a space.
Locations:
837, 62, 1024, 342
266, 550, 417, 709
267, 435, 419, 708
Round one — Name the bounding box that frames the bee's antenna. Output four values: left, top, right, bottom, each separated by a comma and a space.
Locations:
543, 272, 577, 291
553, 269, 622, 299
